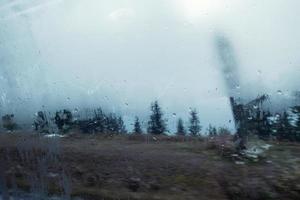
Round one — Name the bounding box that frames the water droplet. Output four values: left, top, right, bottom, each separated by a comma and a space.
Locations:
172, 113, 176, 117
257, 70, 262, 75
277, 90, 283, 95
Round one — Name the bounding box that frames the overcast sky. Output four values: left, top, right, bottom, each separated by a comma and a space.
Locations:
0, 0, 299, 132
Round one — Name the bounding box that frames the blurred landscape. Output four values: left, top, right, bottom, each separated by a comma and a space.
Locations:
1, 0, 300, 199
0, 132, 300, 200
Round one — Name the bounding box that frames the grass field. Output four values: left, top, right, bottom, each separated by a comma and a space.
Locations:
0, 132, 300, 200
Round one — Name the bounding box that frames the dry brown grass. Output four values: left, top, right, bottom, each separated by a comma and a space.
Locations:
0, 132, 300, 199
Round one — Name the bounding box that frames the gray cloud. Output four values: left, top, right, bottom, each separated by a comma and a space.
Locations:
0, 0, 299, 132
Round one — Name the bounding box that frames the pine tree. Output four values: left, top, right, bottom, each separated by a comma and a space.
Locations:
189, 109, 201, 136
208, 124, 217, 137
105, 114, 127, 134
291, 106, 300, 141
213, 127, 217, 136
53, 109, 73, 133
133, 117, 143, 134
94, 108, 106, 133
106, 113, 118, 133
117, 116, 127, 134
176, 118, 186, 136
260, 111, 272, 139
147, 101, 167, 135
279, 111, 291, 140
2, 114, 17, 131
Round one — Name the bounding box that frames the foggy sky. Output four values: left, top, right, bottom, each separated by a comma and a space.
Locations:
0, 0, 299, 132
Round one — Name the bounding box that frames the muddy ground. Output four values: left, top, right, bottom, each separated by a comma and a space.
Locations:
0, 133, 300, 200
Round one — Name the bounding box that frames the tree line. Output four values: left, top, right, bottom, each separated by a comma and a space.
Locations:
75, 101, 204, 136
251, 106, 300, 142
2, 101, 300, 141
1, 101, 204, 136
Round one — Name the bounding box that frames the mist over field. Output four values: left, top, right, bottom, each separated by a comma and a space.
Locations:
0, 0, 299, 131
